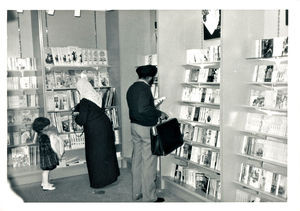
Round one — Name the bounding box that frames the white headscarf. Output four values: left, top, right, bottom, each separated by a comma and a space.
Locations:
76, 78, 103, 108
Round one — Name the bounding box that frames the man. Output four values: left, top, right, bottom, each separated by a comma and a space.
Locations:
126, 65, 168, 202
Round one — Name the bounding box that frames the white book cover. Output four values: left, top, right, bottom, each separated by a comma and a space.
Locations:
248, 166, 262, 189
273, 37, 285, 57
261, 169, 273, 193
276, 174, 287, 198
256, 65, 267, 82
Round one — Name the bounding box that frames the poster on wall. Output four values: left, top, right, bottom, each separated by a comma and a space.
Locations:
202, 10, 221, 40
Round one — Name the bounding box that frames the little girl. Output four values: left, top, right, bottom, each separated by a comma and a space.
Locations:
32, 117, 63, 191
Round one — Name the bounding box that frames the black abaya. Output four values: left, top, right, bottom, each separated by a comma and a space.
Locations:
74, 98, 120, 188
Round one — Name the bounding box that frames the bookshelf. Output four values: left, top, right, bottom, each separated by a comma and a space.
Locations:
42, 46, 122, 171
228, 35, 288, 202
164, 44, 222, 202
7, 57, 42, 175
7, 11, 123, 186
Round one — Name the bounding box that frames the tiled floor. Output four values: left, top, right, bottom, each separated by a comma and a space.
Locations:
10, 168, 185, 202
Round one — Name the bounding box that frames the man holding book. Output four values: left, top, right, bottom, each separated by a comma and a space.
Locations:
126, 65, 168, 202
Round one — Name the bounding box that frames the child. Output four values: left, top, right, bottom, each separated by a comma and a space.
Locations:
32, 117, 63, 191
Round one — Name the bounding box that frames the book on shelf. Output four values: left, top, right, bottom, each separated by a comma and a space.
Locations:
195, 172, 210, 193
184, 68, 220, 83
180, 143, 193, 160
190, 146, 201, 163
241, 136, 287, 164
7, 110, 39, 126
276, 174, 287, 198
171, 164, 220, 199
238, 162, 287, 199
261, 169, 274, 193
179, 105, 220, 125
96, 87, 115, 108
248, 166, 262, 189
7, 77, 19, 90
48, 46, 108, 66
7, 57, 37, 71
186, 46, 221, 64
253, 64, 287, 83
49, 113, 83, 133
255, 37, 288, 58
244, 112, 287, 137
239, 163, 250, 185
11, 146, 30, 168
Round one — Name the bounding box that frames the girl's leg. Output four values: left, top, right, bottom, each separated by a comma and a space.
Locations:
42, 170, 49, 185
42, 170, 55, 190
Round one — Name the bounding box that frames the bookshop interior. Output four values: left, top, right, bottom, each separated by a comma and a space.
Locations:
4, 9, 293, 203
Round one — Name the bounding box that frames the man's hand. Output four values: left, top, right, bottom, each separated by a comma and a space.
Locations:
160, 111, 169, 120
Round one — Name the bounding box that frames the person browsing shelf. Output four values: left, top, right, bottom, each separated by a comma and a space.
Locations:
126, 65, 168, 202
73, 78, 120, 194
32, 117, 60, 191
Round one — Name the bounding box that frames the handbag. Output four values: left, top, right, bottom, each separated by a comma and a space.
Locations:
150, 118, 183, 156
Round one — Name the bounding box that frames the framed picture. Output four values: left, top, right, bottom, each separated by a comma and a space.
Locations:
202, 10, 221, 40
285, 10, 288, 26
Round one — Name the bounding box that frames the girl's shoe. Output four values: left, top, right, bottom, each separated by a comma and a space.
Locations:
42, 184, 56, 191
41, 183, 54, 188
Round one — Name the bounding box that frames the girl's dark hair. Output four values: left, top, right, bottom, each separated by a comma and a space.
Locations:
32, 117, 50, 132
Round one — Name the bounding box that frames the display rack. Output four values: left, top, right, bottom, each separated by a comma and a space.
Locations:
233, 37, 288, 202
163, 44, 222, 202
6, 54, 46, 186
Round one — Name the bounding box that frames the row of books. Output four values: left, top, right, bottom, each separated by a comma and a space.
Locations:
105, 107, 120, 129
171, 164, 221, 200
245, 112, 287, 137
180, 105, 220, 126
7, 76, 37, 90
96, 87, 116, 108
249, 89, 287, 110
186, 45, 221, 64
8, 145, 39, 168
173, 143, 221, 171
184, 68, 220, 83
182, 87, 220, 104
254, 36, 288, 58
59, 134, 85, 150
7, 57, 37, 71
180, 123, 220, 148
44, 47, 108, 66
8, 109, 39, 126
46, 88, 115, 112
46, 91, 78, 111
49, 113, 83, 134
239, 163, 287, 199
252, 64, 287, 83
7, 128, 35, 146
45, 69, 110, 89
235, 189, 261, 202
241, 136, 287, 164
7, 94, 39, 109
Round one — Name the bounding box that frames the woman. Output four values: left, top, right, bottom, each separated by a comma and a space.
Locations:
73, 78, 120, 191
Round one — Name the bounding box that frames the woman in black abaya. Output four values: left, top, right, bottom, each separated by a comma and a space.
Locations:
73, 78, 120, 192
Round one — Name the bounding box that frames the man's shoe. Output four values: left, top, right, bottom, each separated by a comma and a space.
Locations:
133, 193, 143, 201
155, 197, 165, 202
